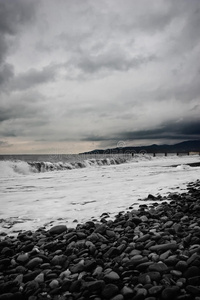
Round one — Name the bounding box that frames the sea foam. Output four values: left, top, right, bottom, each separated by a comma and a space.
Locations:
0, 156, 132, 177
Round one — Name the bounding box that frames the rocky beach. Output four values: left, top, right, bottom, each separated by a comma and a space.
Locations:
1, 180, 200, 300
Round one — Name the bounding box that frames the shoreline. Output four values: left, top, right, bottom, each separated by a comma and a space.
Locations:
0, 180, 200, 299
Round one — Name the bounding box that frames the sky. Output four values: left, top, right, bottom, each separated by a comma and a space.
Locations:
0, 0, 200, 154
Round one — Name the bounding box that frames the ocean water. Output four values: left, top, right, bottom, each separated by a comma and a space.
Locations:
0, 154, 200, 235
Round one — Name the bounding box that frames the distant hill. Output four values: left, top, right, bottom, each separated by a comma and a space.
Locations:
80, 140, 200, 155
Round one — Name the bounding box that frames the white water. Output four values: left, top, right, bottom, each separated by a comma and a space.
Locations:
0, 155, 200, 235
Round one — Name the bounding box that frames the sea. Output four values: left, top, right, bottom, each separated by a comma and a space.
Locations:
0, 153, 200, 236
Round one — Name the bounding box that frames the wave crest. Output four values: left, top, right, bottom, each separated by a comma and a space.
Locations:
0, 156, 131, 177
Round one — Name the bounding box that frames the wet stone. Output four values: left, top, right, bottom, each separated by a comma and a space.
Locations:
149, 243, 178, 252
148, 262, 168, 273
175, 260, 188, 272
110, 295, 124, 300
139, 272, 161, 284
23, 270, 41, 283
70, 261, 85, 273
26, 257, 43, 269
186, 285, 200, 295
149, 285, 163, 295
183, 266, 200, 278
102, 284, 119, 299
49, 279, 59, 289
120, 285, 134, 297
49, 225, 67, 235
0, 293, 15, 300
104, 271, 120, 282
85, 280, 105, 293
187, 276, 200, 286
161, 286, 180, 300
1, 247, 14, 257
17, 253, 29, 263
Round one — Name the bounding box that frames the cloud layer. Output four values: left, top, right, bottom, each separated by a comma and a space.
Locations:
0, 0, 200, 153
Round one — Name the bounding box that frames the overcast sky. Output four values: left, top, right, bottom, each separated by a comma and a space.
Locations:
0, 0, 200, 154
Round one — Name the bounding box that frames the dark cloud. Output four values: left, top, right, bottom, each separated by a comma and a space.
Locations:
0, 63, 14, 86
119, 120, 200, 141
11, 65, 57, 91
70, 52, 155, 76
0, 0, 37, 86
0, 99, 42, 123
81, 120, 200, 143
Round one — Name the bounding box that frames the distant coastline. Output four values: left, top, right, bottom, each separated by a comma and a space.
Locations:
81, 139, 200, 155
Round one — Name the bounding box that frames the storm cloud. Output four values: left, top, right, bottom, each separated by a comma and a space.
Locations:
0, 0, 200, 154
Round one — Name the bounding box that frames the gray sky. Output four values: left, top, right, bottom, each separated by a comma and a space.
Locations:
0, 0, 200, 154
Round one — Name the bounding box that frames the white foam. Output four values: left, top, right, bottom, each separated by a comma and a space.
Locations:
0, 160, 37, 177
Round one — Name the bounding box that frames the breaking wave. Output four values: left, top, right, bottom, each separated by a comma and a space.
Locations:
0, 157, 131, 177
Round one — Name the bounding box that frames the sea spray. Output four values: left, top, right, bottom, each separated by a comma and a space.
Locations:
0, 156, 137, 176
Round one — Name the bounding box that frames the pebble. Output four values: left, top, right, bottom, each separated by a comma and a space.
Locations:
162, 286, 180, 300
110, 295, 124, 300
17, 253, 29, 263
149, 285, 163, 295
149, 262, 168, 273
49, 225, 67, 235
26, 257, 43, 269
120, 285, 134, 297
49, 279, 59, 289
0, 293, 15, 300
104, 271, 120, 281
34, 272, 44, 283
149, 243, 178, 252
102, 284, 119, 298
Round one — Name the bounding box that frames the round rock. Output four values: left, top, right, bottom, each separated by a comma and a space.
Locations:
49, 225, 67, 235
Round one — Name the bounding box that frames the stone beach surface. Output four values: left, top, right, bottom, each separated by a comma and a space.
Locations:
0, 180, 200, 300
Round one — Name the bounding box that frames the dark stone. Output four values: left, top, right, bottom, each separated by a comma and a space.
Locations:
136, 262, 154, 272
149, 285, 163, 295
136, 234, 151, 242
0, 258, 10, 267
26, 257, 43, 269
188, 276, 200, 286
1, 247, 14, 257
24, 280, 39, 295
184, 266, 200, 278
95, 224, 107, 234
0, 294, 14, 300
149, 262, 168, 273
102, 283, 119, 298
69, 280, 81, 293
104, 247, 119, 258
120, 285, 134, 297
132, 217, 142, 225
49, 225, 67, 235
149, 243, 178, 252
175, 260, 188, 272
51, 254, 67, 266
23, 270, 41, 283
161, 286, 180, 300
84, 260, 97, 272
176, 295, 193, 300
84, 280, 105, 293
70, 262, 85, 273
0, 282, 18, 294
139, 272, 161, 284
104, 271, 120, 282
186, 285, 200, 295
